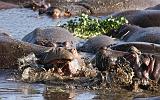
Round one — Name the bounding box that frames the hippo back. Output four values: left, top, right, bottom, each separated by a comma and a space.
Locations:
78, 0, 160, 15
22, 27, 78, 48
0, 33, 50, 69
118, 25, 160, 44
110, 10, 160, 27
110, 42, 160, 54
78, 35, 115, 53
146, 4, 160, 10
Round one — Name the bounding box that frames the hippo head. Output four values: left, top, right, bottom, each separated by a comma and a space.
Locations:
112, 24, 139, 39
41, 47, 83, 76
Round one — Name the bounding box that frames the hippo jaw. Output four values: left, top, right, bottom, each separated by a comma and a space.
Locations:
42, 47, 75, 64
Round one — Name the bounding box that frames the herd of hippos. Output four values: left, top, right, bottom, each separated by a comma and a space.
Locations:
1, 0, 160, 85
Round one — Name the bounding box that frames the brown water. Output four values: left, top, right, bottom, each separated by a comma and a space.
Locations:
0, 8, 160, 100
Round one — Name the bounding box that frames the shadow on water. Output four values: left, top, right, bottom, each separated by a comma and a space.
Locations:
0, 8, 160, 100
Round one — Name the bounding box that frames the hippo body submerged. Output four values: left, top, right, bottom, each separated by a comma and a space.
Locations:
4, 0, 160, 17
22, 27, 78, 48
77, 0, 160, 15
110, 10, 160, 27
47, 0, 160, 16
0, 33, 50, 68
116, 25, 160, 44
110, 42, 160, 54
0, 33, 75, 69
78, 35, 115, 53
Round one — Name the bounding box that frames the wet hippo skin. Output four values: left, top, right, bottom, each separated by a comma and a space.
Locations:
2, 0, 160, 16
0, 1, 18, 9
115, 25, 160, 44
109, 10, 160, 27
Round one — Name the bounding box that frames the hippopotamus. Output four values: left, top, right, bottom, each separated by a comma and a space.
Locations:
78, 35, 115, 53
0, 1, 18, 9
47, 0, 160, 16
0, 32, 75, 69
9, 0, 160, 17
77, 0, 160, 15
110, 42, 160, 82
22, 27, 78, 48
146, 4, 160, 10
109, 10, 160, 27
110, 41, 160, 54
113, 24, 160, 44
94, 45, 160, 83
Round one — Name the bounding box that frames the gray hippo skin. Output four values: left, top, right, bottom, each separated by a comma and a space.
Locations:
45, 0, 160, 16
0, 32, 74, 69
22, 27, 78, 48
110, 10, 160, 27
78, 35, 115, 53
146, 4, 160, 10
110, 42, 160, 54
77, 0, 160, 15
3, 0, 160, 16
0, 1, 18, 9
115, 25, 160, 44
110, 42, 160, 82
95, 46, 160, 83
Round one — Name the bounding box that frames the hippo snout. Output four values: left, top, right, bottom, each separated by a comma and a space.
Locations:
42, 47, 75, 64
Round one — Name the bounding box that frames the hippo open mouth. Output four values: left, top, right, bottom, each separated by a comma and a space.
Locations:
17, 47, 83, 82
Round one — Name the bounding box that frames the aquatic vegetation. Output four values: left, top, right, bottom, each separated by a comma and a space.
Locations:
61, 13, 128, 39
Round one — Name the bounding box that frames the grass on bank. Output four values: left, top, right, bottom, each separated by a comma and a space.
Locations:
60, 13, 128, 39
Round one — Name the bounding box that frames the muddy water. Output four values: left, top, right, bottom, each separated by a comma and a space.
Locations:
0, 8, 160, 100
0, 8, 96, 100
